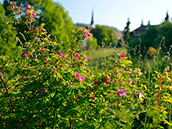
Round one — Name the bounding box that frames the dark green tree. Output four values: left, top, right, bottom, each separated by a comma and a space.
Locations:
0, 3, 21, 58
165, 11, 169, 22
123, 18, 131, 43
3, 0, 74, 44
91, 25, 117, 47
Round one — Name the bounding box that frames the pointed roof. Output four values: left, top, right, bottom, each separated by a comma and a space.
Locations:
90, 9, 95, 28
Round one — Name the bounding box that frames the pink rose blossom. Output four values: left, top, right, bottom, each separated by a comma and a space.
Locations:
23, 51, 27, 58
25, 5, 31, 10
117, 89, 126, 97
120, 54, 125, 58
24, 77, 27, 80
77, 94, 81, 98
139, 92, 143, 98
76, 73, 80, 77
30, 12, 35, 18
94, 80, 98, 84
129, 78, 132, 84
79, 75, 84, 81
106, 77, 110, 83
76, 53, 80, 58
44, 57, 48, 61
84, 57, 88, 61
58, 51, 63, 56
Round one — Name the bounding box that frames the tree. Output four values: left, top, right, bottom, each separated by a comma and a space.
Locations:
123, 18, 131, 43
91, 25, 117, 47
3, 0, 74, 45
165, 11, 169, 22
0, 3, 21, 58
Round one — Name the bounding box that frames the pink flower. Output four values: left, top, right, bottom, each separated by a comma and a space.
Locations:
84, 57, 88, 61
30, 12, 35, 18
25, 5, 31, 10
77, 94, 81, 98
23, 51, 27, 58
76, 73, 80, 77
58, 51, 63, 56
121, 68, 124, 71
117, 89, 126, 97
79, 75, 84, 81
106, 77, 110, 83
53, 69, 57, 72
139, 92, 143, 98
10, 2, 13, 5
120, 54, 125, 58
94, 80, 98, 84
41, 88, 45, 93
24, 77, 27, 80
76, 53, 80, 58
44, 57, 48, 61
129, 78, 132, 84
84, 31, 92, 39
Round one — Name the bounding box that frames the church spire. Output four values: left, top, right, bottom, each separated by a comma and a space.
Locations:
90, 9, 95, 28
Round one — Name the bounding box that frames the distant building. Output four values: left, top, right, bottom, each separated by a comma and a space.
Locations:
115, 31, 123, 40
89, 10, 96, 29
131, 20, 150, 39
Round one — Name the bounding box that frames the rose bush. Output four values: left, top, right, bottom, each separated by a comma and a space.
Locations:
0, 2, 172, 128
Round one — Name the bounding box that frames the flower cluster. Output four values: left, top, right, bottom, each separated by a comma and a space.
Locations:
117, 89, 126, 97
76, 72, 84, 81
22, 51, 28, 58
84, 31, 92, 40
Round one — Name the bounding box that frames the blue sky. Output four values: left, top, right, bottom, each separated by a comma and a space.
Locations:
1, 0, 172, 31
55, 0, 172, 31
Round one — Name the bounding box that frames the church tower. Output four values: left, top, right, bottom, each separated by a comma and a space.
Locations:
90, 9, 95, 28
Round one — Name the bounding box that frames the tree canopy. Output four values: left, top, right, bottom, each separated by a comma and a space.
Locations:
91, 25, 118, 47
0, 3, 20, 58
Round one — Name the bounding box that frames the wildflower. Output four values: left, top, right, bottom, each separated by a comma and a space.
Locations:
30, 12, 35, 18
106, 77, 110, 83
10, 2, 13, 5
41, 88, 45, 93
120, 54, 125, 58
94, 80, 98, 84
53, 69, 57, 72
44, 57, 48, 61
76, 53, 80, 58
139, 92, 143, 98
24, 77, 27, 80
84, 57, 88, 61
77, 94, 81, 98
76, 73, 80, 77
121, 68, 124, 71
25, 5, 31, 10
79, 75, 84, 81
58, 51, 63, 56
117, 89, 126, 97
114, 80, 117, 83
23, 51, 27, 58
129, 78, 132, 84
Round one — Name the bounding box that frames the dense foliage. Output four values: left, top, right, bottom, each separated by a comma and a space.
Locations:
0, 3, 20, 58
129, 21, 172, 57
91, 25, 118, 47
0, 3, 172, 129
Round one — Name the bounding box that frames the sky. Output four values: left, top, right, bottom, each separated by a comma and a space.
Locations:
54, 0, 172, 31
1, 0, 172, 31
